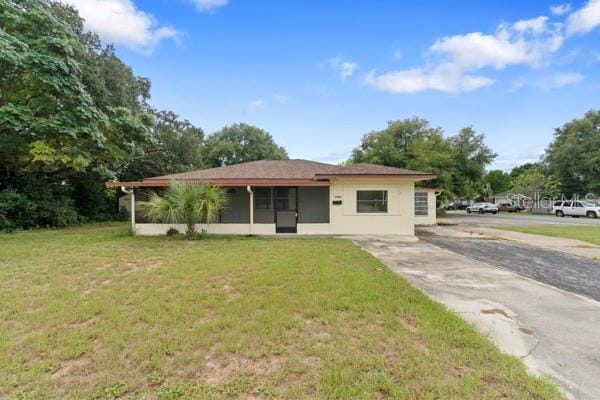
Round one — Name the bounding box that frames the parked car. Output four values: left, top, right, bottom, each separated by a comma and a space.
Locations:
553, 201, 599, 218
445, 202, 459, 210
496, 201, 525, 213
466, 202, 498, 214
445, 201, 469, 210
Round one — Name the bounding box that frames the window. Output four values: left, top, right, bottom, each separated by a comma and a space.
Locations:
273, 188, 290, 210
357, 190, 388, 213
415, 192, 428, 216
254, 188, 271, 210
574, 202, 583, 207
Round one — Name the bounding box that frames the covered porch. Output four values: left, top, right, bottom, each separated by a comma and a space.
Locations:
115, 182, 331, 235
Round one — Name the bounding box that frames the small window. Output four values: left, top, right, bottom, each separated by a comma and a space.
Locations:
574, 202, 583, 207
273, 188, 290, 210
254, 188, 271, 210
415, 192, 428, 216
357, 190, 388, 213
563, 202, 572, 207
554, 201, 562, 207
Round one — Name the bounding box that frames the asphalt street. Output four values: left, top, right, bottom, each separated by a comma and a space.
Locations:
443, 211, 600, 226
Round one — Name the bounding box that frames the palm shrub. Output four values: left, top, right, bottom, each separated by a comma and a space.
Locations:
138, 182, 229, 238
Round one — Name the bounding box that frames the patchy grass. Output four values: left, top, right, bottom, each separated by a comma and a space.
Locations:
0, 223, 563, 399
500, 225, 600, 246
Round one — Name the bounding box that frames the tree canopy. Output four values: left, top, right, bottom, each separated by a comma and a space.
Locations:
203, 123, 288, 167
349, 118, 496, 199
544, 110, 600, 196
483, 170, 513, 194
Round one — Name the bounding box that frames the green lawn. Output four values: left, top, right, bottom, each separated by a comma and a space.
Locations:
0, 224, 563, 399
500, 225, 600, 246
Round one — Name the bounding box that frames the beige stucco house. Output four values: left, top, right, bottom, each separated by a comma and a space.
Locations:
107, 159, 438, 236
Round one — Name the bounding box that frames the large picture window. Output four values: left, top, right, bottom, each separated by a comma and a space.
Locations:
254, 188, 272, 210
414, 192, 428, 216
357, 190, 388, 213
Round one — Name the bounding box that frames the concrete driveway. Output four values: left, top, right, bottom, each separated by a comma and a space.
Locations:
352, 233, 600, 400
443, 211, 600, 226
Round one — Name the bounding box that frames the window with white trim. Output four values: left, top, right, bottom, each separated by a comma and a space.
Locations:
357, 190, 388, 213
414, 192, 428, 216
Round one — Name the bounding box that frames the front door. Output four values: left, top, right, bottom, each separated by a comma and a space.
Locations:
274, 187, 297, 233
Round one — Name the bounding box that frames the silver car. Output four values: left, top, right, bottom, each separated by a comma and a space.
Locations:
466, 202, 499, 214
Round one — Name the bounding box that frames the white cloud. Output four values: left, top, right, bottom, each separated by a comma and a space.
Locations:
190, 0, 228, 12
566, 0, 600, 34
62, 0, 179, 53
329, 57, 359, 80
364, 65, 494, 94
540, 72, 585, 88
247, 99, 265, 113
365, 15, 566, 94
550, 3, 572, 16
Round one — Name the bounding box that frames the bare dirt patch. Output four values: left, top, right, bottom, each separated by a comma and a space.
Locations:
197, 353, 282, 385
51, 356, 94, 384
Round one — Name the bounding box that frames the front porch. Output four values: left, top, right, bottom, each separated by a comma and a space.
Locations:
131, 185, 330, 235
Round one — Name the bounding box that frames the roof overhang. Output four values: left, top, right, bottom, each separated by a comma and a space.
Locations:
106, 178, 331, 188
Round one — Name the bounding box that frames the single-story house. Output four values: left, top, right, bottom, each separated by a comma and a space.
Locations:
107, 159, 438, 236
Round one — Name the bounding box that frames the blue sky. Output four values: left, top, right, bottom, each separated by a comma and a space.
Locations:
66, 0, 600, 170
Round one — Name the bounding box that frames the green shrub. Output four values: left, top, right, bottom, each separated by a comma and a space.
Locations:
166, 227, 180, 236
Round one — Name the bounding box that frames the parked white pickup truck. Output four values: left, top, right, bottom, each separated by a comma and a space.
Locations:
553, 201, 600, 218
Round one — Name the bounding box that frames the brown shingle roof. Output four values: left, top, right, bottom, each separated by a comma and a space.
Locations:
315, 163, 434, 176
144, 159, 435, 182
145, 160, 341, 181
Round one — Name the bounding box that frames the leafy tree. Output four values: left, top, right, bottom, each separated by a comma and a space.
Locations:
510, 162, 542, 180
349, 118, 496, 200
450, 127, 497, 198
511, 169, 560, 197
350, 118, 442, 167
544, 110, 600, 196
483, 170, 512, 194
139, 183, 229, 238
0, 0, 153, 228
120, 110, 205, 181
204, 123, 288, 167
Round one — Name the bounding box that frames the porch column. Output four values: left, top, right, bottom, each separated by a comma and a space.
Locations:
121, 186, 135, 234
246, 186, 254, 235
131, 189, 135, 233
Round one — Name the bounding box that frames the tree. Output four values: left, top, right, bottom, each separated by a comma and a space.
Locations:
0, 0, 153, 228
483, 170, 512, 194
349, 118, 496, 200
203, 123, 288, 167
544, 110, 600, 196
139, 183, 229, 238
510, 162, 542, 180
450, 127, 497, 198
119, 110, 205, 181
350, 118, 442, 166
511, 169, 560, 197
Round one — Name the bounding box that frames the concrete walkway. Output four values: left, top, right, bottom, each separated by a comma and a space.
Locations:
352, 235, 600, 400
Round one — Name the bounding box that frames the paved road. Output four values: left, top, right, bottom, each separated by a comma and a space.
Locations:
443, 211, 600, 226
419, 230, 600, 302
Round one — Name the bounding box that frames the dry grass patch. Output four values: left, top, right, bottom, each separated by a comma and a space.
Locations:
0, 223, 564, 399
